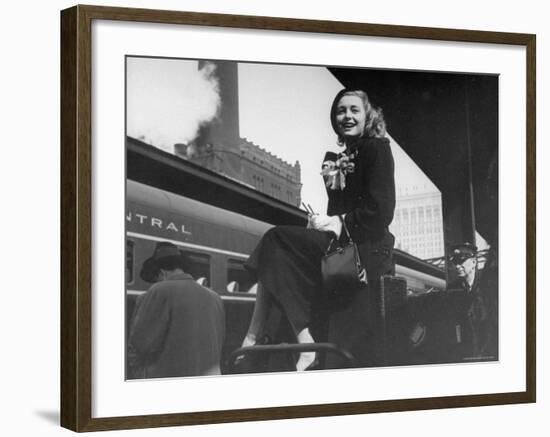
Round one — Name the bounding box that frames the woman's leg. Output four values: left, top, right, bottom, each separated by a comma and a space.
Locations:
242, 282, 272, 347
244, 283, 317, 370
243, 226, 331, 369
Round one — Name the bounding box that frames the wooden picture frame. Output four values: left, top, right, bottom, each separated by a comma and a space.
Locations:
61, 4, 536, 432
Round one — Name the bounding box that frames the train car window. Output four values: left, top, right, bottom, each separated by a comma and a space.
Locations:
126, 240, 134, 284
182, 251, 211, 285
226, 281, 239, 293
227, 259, 255, 293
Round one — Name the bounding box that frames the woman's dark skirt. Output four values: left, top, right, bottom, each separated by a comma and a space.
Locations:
244, 225, 333, 333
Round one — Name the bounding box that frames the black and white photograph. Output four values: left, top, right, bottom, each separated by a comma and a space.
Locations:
125, 57, 499, 379
3, 0, 546, 434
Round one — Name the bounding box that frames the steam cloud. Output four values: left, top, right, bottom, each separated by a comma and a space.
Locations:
126, 58, 220, 153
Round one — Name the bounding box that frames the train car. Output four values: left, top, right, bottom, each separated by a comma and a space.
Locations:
126, 179, 270, 294
126, 180, 272, 375
126, 179, 451, 374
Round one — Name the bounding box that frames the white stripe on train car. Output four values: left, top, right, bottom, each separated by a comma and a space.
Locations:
127, 231, 249, 259
220, 295, 256, 302
126, 289, 255, 302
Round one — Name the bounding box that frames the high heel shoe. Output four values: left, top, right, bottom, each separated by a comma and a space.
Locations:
296, 353, 320, 371
304, 356, 320, 371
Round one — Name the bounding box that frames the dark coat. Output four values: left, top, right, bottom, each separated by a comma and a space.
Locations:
128, 272, 225, 378
324, 136, 396, 284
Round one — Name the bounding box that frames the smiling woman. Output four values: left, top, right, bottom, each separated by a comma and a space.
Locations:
239, 87, 396, 371
336, 95, 367, 137
331, 89, 386, 143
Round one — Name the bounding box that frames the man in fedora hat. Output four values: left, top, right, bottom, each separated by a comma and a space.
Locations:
447, 242, 494, 360
128, 242, 225, 378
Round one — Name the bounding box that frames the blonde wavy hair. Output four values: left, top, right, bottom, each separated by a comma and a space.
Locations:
330, 89, 386, 145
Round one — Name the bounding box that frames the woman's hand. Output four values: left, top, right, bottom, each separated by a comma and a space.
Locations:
308, 214, 342, 238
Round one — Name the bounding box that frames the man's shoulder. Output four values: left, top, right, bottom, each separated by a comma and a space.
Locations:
188, 281, 223, 300
154, 278, 222, 303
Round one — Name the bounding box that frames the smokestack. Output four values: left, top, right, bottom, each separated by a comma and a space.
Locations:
196, 60, 240, 148
187, 60, 243, 179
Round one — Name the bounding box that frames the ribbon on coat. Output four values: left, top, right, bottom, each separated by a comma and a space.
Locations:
321, 152, 357, 191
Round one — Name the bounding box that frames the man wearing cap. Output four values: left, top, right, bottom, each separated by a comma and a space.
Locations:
447, 242, 494, 360
129, 242, 225, 378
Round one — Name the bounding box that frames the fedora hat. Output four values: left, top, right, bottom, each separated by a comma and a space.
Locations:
139, 242, 190, 283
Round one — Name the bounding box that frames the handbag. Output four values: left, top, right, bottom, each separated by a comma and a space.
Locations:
321, 216, 368, 294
